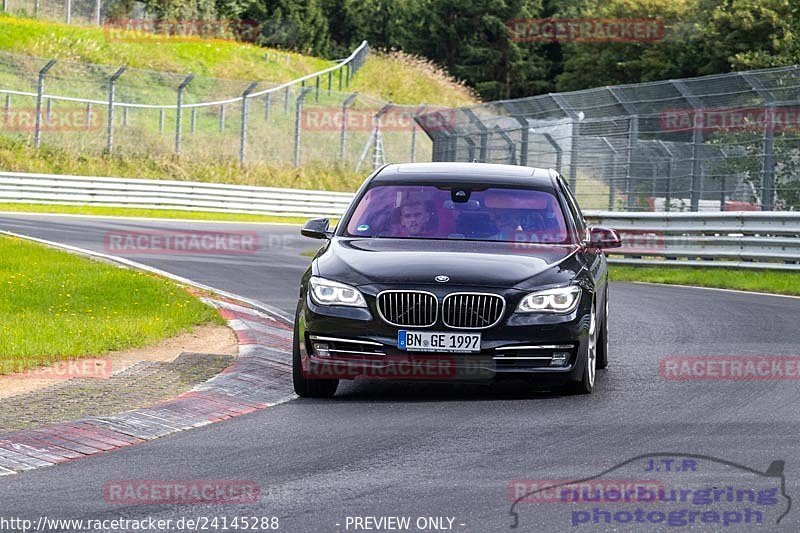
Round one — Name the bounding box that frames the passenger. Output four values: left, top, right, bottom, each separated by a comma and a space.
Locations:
489, 210, 525, 241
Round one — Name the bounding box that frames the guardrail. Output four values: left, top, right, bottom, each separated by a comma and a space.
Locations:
0, 171, 354, 218
585, 211, 800, 271
1, 171, 798, 270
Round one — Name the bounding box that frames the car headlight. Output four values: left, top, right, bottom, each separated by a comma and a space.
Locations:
517, 286, 581, 313
309, 276, 367, 307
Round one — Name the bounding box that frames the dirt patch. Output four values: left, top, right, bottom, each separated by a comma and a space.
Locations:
0, 324, 237, 400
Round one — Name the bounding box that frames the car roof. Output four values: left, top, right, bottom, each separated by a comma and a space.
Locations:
371, 162, 557, 188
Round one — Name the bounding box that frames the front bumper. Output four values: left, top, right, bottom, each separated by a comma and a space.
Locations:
297, 290, 592, 385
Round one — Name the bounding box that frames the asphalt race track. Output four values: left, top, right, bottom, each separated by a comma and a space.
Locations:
1, 213, 799, 532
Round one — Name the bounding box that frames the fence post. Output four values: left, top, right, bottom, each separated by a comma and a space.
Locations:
3, 94, 10, 125
239, 81, 259, 164
174, 73, 194, 155
657, 141, 674, 212
65, 0, 71, 23
190, 108, 196, 133
94, 0, 101, 25
371, 104, 392, 169
542, 133, 562, 174
218, 105, 225, 131
549, 93, 581, 190
84, 103, 92, 130
159, 109, 165, 133
494, 125, 517, 165
338, 67, 343, 91
315, 76, 320, 102
122, 107, 128, 127
34, 0, 39, 16
34, 59, 57, 149
328, 71, 333, 94
410, 105, 426, 162
740, 72, 776, 211
463, 109, 489, 162
761, 112, 776, 210
264, 92, 271, 121
672, 81, 704, 211
106, 66, 125, 154
45, 98, 52, 122
601, 137, 618, 211
2, 0, 6, 13
339, 93, 358, 161
512, 116, 529, 166
283, 86, 290, 114
293, 87, 312, 167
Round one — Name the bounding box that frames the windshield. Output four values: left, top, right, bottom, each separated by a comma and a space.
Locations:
344, 184, 571, 243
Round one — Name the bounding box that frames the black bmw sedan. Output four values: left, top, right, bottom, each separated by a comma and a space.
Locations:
293, 162, 621, 397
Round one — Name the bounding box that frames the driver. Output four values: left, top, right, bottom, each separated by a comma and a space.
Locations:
399, 200, 435, 236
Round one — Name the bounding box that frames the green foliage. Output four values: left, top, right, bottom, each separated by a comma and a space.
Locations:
84, 0, 800, 100
701, 0, 800, 72
554, 0, 800, 91
391, 0, 549, 100
555, 0, 708, 91
241, 0, 330, 54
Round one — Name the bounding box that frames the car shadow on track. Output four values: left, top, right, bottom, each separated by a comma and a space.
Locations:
306, 373, 608, 402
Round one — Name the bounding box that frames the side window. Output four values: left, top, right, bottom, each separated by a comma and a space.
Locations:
558, 177, 587, 239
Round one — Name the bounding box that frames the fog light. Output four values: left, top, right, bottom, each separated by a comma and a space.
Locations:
312, 342, 330, 357
550, 351, 570, 366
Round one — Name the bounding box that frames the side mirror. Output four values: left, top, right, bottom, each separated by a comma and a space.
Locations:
301, 218, 332, 239
587, 226, 621, 249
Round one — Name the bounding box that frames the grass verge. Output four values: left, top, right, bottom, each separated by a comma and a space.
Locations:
610, 265, 800, 297
0, 235, 223, 374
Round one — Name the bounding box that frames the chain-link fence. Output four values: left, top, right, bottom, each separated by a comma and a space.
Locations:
417, 67, 800, 212
0, 42, 434, 169
2, 0, 106, 24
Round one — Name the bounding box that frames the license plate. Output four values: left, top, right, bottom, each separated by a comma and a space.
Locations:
398, 330, 481, 353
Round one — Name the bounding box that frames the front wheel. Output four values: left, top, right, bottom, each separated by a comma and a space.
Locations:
596, 287, 609, 370
568, 302, 597, 395
292, 316, 338, 398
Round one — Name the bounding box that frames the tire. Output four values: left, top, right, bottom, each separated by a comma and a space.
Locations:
568, 300, 597, 395
596, 287, 609, 370
292, 309, 338, 399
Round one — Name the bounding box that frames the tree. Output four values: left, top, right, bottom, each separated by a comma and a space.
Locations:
240, 0, 330, 54
700, 0, 800, 73
555, 0, 706, 91
398, 0, 550, 100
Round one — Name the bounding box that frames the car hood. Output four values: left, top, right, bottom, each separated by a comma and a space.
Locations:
315, 238, 581, 289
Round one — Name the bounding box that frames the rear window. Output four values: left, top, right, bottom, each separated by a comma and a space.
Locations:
343, 184, 570, 244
